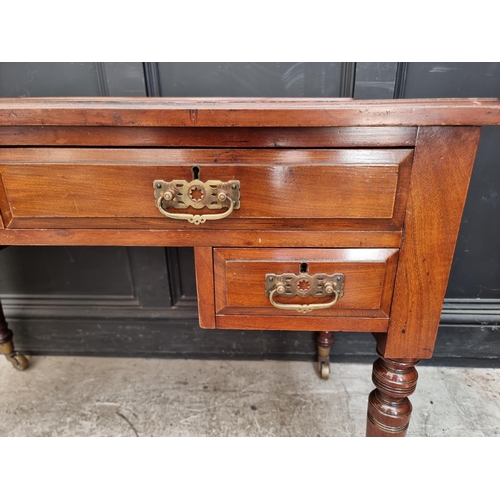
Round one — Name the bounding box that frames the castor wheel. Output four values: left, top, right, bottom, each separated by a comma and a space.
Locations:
320, 361, 330, 380
317, 331, 334, 380
6, 352, 29, 371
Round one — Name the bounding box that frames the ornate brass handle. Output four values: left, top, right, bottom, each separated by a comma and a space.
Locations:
153, 179, 240, 225
269, 286, 339, 313
265, 272, 344, 314
155, 195, 234, 224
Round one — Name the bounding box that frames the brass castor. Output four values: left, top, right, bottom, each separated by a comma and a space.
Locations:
316, 331, 335, 380
0, 340, 29, 371
7, 352, 29, 371
319, 361, 330, 380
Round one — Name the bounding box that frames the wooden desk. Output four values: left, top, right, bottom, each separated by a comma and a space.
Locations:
1, 97, 499, 436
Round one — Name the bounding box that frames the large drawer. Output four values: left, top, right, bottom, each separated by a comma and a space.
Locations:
198, 247, 399, 332
0, 148, 412, 229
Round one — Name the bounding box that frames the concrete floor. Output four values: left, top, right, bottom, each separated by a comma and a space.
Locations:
1, 356, 499, 437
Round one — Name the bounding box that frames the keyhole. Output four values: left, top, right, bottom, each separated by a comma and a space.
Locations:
192, 165, 200, 180
300, 262, 308, 274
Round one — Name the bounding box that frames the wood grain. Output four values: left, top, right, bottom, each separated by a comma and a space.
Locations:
0, 228, 402, 248
385, 127, 481, 359
194, 247, 215, 328
0, 126, 417, 148
0, 97, 500, 127
215, 315, 389, 332
0, 148, 412, 227
1, 217, 404, 232
1, 165, 399, 223
0, 146, 412, 165
0, 174, 11, 228
366, 353, 419, 437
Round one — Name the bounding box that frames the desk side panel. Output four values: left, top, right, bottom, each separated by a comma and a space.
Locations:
194, 247, 216, 328
385, 126, 481, 359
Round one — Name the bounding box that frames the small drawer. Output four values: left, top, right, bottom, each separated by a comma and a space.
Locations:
198, 247, 399, 332
0, 148, 412, 229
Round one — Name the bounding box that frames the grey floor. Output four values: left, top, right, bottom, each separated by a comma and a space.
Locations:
1, 355, 499, 437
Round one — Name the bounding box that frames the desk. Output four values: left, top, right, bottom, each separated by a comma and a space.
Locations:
0, 97, 499, 436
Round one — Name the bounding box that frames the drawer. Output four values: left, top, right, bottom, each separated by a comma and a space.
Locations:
197, 248, 399, 332
0, 148, 412, 229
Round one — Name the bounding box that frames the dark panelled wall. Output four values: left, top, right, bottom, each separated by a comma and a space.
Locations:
0, 62, 499, 366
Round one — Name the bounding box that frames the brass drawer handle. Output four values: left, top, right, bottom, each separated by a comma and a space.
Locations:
153, 179, 240, 225
265, 272, 344, 314
268, 287, 340, 313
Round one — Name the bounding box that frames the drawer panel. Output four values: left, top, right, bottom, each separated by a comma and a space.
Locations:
0, 148, 412, 229
205, 248, 399, 331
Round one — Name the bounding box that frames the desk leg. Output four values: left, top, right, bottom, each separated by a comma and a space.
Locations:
316, 331, 334, 380
366, 351, 419, 437
0, 301, 29, 371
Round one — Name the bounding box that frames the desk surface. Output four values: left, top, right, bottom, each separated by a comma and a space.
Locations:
1, 97, 500, 126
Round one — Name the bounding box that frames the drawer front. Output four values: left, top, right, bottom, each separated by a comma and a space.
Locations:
209, 248, 399, 332
0, 148, 412, 229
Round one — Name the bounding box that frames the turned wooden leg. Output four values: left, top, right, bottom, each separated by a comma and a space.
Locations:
316, 331, 335, 380
0, 301, 29, 371
366, 350, 419, 437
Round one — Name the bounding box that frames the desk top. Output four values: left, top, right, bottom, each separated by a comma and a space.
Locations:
1, 97, 500, 127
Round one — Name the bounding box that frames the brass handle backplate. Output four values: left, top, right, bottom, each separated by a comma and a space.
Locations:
154, 179, 240, 225
265, 272, 344, 314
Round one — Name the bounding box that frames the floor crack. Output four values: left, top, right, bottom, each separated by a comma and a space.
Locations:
116, 411, 139, 437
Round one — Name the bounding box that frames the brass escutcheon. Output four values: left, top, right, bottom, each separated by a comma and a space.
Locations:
153, 178, 240, 224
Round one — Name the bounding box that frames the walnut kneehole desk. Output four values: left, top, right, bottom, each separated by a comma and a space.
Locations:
0, 97, 499, 437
